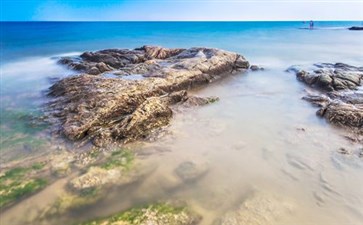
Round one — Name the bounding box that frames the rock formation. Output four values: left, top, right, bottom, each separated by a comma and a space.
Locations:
49, 46, 249, 146
288, 63, 363, 138
348, 26, 363, 31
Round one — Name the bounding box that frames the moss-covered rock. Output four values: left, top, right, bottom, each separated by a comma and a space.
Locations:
0, 166, 48, 208
79, 202, 201, 225
47, 187, 102, 215
43, 149, 156, 216
69, 149, 136, 191
101, 149, 134, 170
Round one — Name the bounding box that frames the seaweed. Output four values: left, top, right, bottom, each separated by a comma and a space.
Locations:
100, 149, 134, 170
79, 203, 189, 225
31, 162, 46, 170
0, 165, 48, 208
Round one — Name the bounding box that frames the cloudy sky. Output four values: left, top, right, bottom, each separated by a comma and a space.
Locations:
1, 0, 363, 21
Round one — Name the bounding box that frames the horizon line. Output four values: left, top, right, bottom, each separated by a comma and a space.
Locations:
1, 20, 363, 22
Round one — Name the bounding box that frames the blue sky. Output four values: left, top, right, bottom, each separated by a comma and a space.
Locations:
1, 0, 363, 21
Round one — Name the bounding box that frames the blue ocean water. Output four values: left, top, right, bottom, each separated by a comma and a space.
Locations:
2, 21, 363, 63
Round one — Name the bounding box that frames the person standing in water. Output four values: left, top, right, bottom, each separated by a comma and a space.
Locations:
309, 20, 314, 29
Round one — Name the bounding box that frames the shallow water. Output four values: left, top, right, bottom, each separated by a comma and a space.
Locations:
1, 22, 363, 224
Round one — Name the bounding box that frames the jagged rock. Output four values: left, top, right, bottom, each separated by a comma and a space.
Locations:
60, 46, 186, 75
303, 93, 363, 130
292, 63, 363, 91
327, 92, 363, 104
108, 97, 173, 143
320, 101, 363, 128
302, 94, 331, 107
289, 63, 362, 135
302, 93, 363, 130
48, 46, 249, 146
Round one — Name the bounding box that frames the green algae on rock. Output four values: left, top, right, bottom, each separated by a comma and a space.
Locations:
79, 202, 201, 225
43, 149, 156, 216
100, 149, 134, 170
69, 149, 144, 192
0, 166, 48, 208
46, 187, 102, 215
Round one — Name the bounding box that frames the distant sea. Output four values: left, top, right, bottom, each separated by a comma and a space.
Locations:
1, 21, 363, 64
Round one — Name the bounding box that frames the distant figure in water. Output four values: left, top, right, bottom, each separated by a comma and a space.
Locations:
309, 20, 314, 29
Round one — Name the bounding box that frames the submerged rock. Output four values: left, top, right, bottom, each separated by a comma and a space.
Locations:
0, 166, 48, 209
218, 192, 295, 225
49, 46, 249, 146
69, 149, 155, 192
288, 63, 363, 136
79, 202, 201, 225
249, 65, 264, 71
43, 149, 157, 215
180, 95, 219, 108
174, 160, 209, 183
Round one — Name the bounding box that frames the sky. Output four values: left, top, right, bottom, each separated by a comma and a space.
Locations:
1, 0, 363, 21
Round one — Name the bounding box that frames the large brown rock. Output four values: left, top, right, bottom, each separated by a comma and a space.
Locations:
49, 46, 249, 146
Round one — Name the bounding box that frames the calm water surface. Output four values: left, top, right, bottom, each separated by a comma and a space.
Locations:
1, 22, 363, 224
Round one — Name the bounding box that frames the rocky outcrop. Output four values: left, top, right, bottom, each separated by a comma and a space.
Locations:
59, 46, 186, 75
348, 26, 363, 31
303, 93, 363, 129
288, 63, 363, 136
289, 63, 363, 91
49, 46, 249, 146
